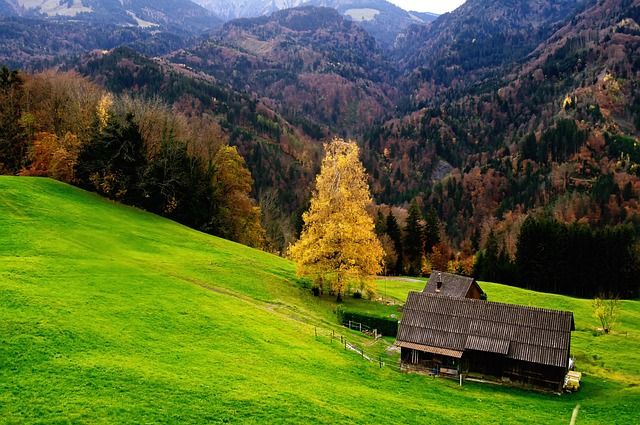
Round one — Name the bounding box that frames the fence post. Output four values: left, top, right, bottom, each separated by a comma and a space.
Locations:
344, 338, 347, 350
361, 347, 364, 359
314, 327, 317, 337
379, 356, 382, 368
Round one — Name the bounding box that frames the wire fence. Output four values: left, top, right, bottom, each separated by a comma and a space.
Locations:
313, 326, 403, 371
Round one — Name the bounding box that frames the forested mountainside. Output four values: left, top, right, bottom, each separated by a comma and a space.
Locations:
168, 7, 397, 136
394, 0, 592, 88
74, 46, 318, 217
1, 0, 640, 291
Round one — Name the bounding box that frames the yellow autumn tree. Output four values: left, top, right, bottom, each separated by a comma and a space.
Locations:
289, 138, 383, 301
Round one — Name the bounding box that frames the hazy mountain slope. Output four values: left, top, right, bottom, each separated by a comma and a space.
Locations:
0, 17, 193, 68
306, 0, 438, 46
5, 0, 222, 34
0, 0, 223, 68
194, 0, 303, 20
0, 0, 18, 15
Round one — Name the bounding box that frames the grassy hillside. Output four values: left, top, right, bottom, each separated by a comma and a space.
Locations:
1, 177, 639, 424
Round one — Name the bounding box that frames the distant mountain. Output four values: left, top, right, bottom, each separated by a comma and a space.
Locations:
2, 0, 222, 34
193, 0, 439, 47
409, 11, 439, 21
314, 0, 439, 47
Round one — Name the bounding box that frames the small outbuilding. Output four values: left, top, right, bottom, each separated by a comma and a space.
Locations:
424, 270, 486, 300
396, 291, 575, 392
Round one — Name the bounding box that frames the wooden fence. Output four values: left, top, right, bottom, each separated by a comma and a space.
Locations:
313, 326, 402, 371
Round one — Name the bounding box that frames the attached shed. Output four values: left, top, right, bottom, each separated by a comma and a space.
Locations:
423, 270, 486, 300
396, 291, 575, 391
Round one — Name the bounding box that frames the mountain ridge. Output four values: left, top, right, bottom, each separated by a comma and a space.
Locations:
194, 0, 439, 46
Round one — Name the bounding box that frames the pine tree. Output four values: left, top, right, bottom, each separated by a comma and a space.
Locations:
75, 112, 147, 204
404, 199, 424, 276
374, 209, 387, 236
385, 210, 403, 275
289, 138, 383, 301
423, 206, 440, 253
481, 229, 499, 282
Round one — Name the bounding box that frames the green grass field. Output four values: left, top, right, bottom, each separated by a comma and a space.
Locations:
1, 176, 639, 424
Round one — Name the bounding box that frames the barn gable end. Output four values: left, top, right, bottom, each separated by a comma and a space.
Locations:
423, 270, 486, 300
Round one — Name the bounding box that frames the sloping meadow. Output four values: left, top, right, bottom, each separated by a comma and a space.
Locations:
0, 177, 638, 423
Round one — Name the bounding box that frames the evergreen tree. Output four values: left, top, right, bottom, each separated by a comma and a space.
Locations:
522, 132, 537, 161
423, 206, 440, 253
481, 230, 499, 282
386, 210, 403, 275
76, 112, 148, 205
497, 243, 515, 285
0, 65, 26, 173
404, 199, 424, 276
375, 209, 387, 236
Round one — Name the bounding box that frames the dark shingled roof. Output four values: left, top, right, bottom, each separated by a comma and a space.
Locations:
423, 270, 484, 298
397, 292, 575, 368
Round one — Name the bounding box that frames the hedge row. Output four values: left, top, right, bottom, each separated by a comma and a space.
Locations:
336, 307, 399, 337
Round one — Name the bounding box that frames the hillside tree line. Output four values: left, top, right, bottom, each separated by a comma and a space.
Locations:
0, 65, 264, 247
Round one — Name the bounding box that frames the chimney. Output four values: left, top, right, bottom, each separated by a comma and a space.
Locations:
436, 272, 442, 292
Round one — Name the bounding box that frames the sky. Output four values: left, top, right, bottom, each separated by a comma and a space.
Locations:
387, 0, 466, 15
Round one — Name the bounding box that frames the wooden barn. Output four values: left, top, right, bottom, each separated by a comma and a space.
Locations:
424, 270, 486, 300
396, 291, 575, 391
